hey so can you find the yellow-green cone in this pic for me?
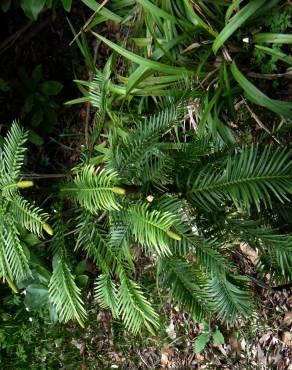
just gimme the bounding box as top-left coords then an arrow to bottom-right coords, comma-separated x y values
17,181 -> 34,188
43,223 -> 54,236
166,230 -> 181,241
111,187 -> 126,195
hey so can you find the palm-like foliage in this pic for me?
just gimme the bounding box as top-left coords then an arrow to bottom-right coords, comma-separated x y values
186,145 -> 292,212
60,84 -> 292,332
49,259 -> 87,327
63,166 -> 125,211
0,122 -> 51,291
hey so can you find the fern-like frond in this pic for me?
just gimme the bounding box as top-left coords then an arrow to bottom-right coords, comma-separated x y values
49,258 -> 87,327
66,166 -> 124,212
10,195 -> 49,237
127,203 -> 180,256
187,145 -> 292,212
3,121 -> 27,181
88,59 -> 112,146
118,273 -> 159,334
111,105 -> 184,184
160,257 -> 211,321
207,274 -> 255,322
94,273 -> 119,318
3,215 -> 30,282
75,210 -> 117,274
230,220 -> 292,282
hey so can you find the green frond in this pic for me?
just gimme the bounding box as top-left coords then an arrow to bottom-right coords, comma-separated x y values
66,166 -> 123,212
10,195 -> 49,237
160,257 -> 211,322
195,240 -> 233,274
49,258 -> 87,327
75,210 -> 116,274
111,105 -> 184,184
88,59 -> 112,146
118,273 -> 159,334
108,213 -> 135,271
207,274 -> 255,322
3,121 -> 27,181
2,215 -> 30,282
187,145 -> 292,212
127,203 -> 180,256
0,203 -> 30,285
94,273 -> 119,318
231,220 -> 292,282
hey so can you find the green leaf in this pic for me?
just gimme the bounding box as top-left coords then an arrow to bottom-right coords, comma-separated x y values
95,274 -> 119,318
49,259 -> 87,326
118,275 -> 159,334
20,0 -> 46,20
28,129 -> 44,146
24,284 -> 49,309
213,328 -> 225,345
76,274 -> 89,287
81,0 -> 122,23
23,233 -> 40,247
40,81 -> 63,96
75,260 -> 87,275
93,33 -> 193,76
231,61 -> 292,119
194,333 -> 209,353
183,0 -> 217,36
1,0 -> 11,12
254,33 -> 292,44
61,0 -> 72,11
255,45 -> 292,66
213,0 -> 266,53
63,166 -> 122,212
0,78 -> 10,92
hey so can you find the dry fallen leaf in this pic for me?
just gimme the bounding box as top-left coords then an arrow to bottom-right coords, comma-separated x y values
240,242 -> 258,265
257,345 -> 265,363
281,312 -> 292,327
282,332 -> 292,348
229,332 -> 242,353
160,346 -> 173,368
166,320 -> 176,340
259,331 -> 272,344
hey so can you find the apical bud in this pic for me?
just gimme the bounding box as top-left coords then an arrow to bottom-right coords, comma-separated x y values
43,223 -> 54,236
17,181 -> 34,188
166,230 -> 181,241
111,187 -> 126,195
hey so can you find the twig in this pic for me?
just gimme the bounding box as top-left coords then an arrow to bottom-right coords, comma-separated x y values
0,20 -> 33,55
20,173 -> 69,179
248,71 -> 292,80
242,97 -> 282,145
69,0 -> 110,46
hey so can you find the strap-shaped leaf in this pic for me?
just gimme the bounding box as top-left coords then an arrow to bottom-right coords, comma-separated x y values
231,61 -> 292,119
213,0 -> 266,53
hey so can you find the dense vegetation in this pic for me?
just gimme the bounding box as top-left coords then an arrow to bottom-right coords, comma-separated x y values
0,0 -> 291,368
